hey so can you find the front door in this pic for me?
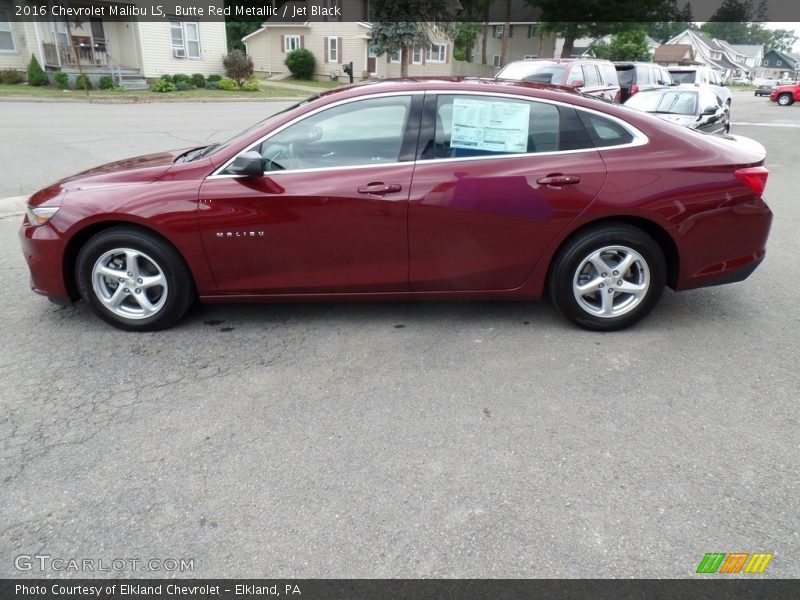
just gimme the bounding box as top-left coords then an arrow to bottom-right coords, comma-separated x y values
367,46 -> 377,75
199,94 -> 422,294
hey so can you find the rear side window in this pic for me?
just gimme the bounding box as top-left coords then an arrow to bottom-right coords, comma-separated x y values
428,94 -> 594,159
577,111 -> 634,148
635,65 -> 652,84
582,65 -> 601,87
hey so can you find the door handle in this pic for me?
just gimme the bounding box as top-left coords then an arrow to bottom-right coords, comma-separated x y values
536,174 -> 582,187
357,182 -> 403,195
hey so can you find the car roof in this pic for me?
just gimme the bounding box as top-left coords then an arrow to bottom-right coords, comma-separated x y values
505,58 -> 611,65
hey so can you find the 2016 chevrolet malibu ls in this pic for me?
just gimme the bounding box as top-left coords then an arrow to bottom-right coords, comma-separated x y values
20,78 -> 772,332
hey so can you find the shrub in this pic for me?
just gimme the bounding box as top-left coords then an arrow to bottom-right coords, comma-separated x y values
27,55 -> 49,86
0,68 -> 24,84
175,81 -> 191,91
159,73 -> 174,83
53,71 -> 69,89
151,79 -> 176,92
222,49 -> 253,85
206,80 -> 219,90
98,75 -> 114,90
284,48 -> 315,80
207,74 -> 222,83
241,78 -> 261,92
190,73 -> 206,88
217,77 -> 239,91
173,73 -> 191,84
75,74 -> 93,90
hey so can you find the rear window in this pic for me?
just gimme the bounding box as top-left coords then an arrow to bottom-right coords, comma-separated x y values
616,65 -> 634,86
670,71 -> 697,84
497,62 -> 567,84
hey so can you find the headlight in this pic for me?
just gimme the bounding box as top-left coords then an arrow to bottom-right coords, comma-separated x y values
26,205 -> 60,226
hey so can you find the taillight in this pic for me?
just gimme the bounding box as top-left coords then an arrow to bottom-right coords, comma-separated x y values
735,166 -> 769,196
630,84 -> 639,96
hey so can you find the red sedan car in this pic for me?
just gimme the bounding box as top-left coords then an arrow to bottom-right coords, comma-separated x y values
20,78 -> 772,331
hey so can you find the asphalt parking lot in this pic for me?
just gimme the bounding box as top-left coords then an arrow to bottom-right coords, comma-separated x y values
1,91 -> 798,578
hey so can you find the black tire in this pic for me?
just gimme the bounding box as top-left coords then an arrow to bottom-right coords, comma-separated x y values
777,93 -> 794,106
548,223 -> 666,331
76,227 -> 195,331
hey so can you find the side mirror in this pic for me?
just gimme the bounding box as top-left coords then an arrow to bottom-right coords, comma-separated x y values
568,79 -> 584,88
227,150 -> 263,177
701,106 -> 717,116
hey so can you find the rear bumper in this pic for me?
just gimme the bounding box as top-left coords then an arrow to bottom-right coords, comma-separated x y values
694,256 -> 764,288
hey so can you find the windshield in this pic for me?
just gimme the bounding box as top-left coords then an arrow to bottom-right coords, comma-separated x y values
202,95 -> 320,158
626,90 -> 698,115
497,62 -> 567,85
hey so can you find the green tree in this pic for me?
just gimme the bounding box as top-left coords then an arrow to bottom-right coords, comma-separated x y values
453,22 -> 484,62
369,1 -> 458,77
27,54 -> 49,86
527,0 -> 687,58
590,28 -> 652,61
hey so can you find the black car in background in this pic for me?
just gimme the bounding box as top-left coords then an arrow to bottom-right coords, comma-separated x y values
614,62 -> 675,102
624,86 -> 730,134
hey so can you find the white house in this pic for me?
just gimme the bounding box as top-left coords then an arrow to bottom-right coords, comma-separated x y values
0,1 -> 227,88
664,29 -> 751,80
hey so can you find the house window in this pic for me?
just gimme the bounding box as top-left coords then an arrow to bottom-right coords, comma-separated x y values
524,54 -> 537,59
412,46 -> 423,64
327,36 -> 338,63
390,49 -> 400,63
285,35 -> 301,52
762,59 -> 769,66
493,25 -> 504,39
711,51 -> 721,60
777,59 -> 782,66
427,43 -> 447,63
493,55 -> 501,68
0,7 -> 15,51
170,21 -> 201,59
527,25 -> 535,38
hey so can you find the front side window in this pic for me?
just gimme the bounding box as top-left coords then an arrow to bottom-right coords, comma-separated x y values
429,94 -> 594,160
0,8 -> 15,51
244,96 -> 413,172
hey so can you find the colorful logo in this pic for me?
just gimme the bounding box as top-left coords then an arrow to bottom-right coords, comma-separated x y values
696,552 -> 773,574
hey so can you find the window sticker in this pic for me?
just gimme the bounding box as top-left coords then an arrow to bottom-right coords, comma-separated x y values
450,98 -> 530,153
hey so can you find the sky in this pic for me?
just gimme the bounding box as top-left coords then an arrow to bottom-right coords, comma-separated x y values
763,22 -> 800,54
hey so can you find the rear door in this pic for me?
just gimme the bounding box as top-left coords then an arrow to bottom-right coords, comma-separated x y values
408,92 -> 607,291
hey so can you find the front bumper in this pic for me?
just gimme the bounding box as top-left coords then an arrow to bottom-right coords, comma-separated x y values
19,220 -> 70,300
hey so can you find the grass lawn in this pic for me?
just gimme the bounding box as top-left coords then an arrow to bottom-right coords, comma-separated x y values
0,84 -> 308,101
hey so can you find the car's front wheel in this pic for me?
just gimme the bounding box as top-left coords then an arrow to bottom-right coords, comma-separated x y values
777,93 -> 794,106
76,227 -> 195,331
549,223 -> 666,331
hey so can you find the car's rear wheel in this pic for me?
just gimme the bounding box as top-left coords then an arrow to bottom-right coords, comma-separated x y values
76,227 -> 194,331
549,223 -> 666,331
777,93 -> 794,106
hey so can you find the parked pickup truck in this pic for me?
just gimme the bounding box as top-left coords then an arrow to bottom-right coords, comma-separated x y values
770,82 -> 800,105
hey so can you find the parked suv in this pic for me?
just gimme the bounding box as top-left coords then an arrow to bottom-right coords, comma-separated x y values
667,66 -> 731,106
497,58 -> 621,102
614,62 -> 675,102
